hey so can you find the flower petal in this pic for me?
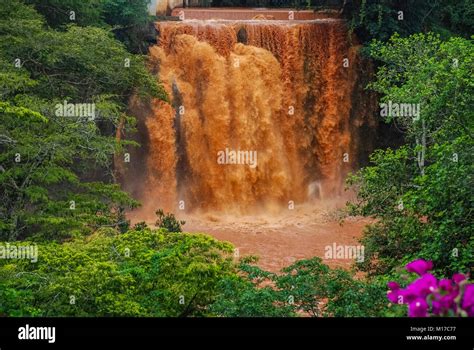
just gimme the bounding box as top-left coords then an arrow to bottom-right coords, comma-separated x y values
406,259 -> 433,276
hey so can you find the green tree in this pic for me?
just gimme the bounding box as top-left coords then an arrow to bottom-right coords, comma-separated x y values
346,0 -> 474,43
24,0 -> 156,52
0,102 -> 140,240
0,228 -> 235,316
155,209 -> 186,233
0,0 -> 166,240
348,33 -> 474,276
211,257 -> 390,317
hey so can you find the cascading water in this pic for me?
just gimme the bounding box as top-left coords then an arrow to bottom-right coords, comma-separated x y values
125,16 -> 377,214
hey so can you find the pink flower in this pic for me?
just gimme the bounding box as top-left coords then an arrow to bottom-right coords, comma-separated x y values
408,298 -> 428,317
404,273 -> 438,300
439,279 -> 453,291
406,259 -> 433,276
387,259 -> 472,317
387,281 -> 403,303
432,291 -> 458,316
387,289 -> 403,303
462,284 -> 474,316
453,273 -> 467,284
388,281 -> 400,290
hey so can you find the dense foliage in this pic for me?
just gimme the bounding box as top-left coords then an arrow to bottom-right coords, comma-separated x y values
0,0 -> 166,240
0,228 -> 235,316
0,238 -> 394,317
211,257 -> 392,317
24,0 -> 155,52
347,0 -> 474,42
347,33 -> 473,277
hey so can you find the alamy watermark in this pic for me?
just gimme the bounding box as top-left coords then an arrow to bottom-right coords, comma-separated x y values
55,100 -> 96,121
0,243 -> 38,263
217,148 -> 257,168
380,100 -> 420,120
380,100 -> 426,174
324,243 -> 364,262
18,324 -> 55,343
